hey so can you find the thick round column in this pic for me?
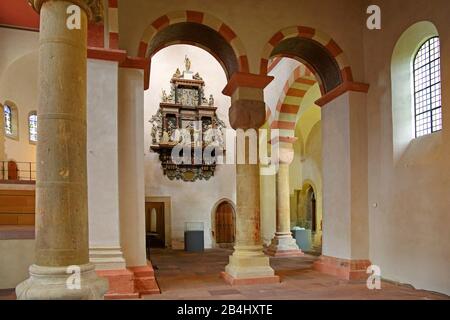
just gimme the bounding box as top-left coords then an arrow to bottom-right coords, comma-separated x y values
266,146 -> 302,257
221,77 -> 279,285
16,0 -> 108,299
36,0 -> 88,267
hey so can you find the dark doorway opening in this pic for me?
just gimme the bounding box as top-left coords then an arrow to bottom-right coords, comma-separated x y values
145,202 -> 165,251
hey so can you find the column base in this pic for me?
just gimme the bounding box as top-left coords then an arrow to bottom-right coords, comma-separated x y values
223,245 -> 280,285
265,234 -> 303,257
313,255 -> 371,280
96,269 -> 139,299
128,263 -> 160,297
16,263 -> 109,300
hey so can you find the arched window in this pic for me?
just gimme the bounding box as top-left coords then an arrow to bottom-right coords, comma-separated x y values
4,104 -> 12,135
2,101 -> 19,139
413,37 -> 442,137
29,111 -> 37,143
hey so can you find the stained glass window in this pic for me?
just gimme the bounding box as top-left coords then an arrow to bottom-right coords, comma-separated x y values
413,37 -> 442,137
4,104 -> 12,135
29,112 -> 37,142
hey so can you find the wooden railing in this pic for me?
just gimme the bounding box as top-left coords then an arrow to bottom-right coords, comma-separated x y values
0,161 -> 36,183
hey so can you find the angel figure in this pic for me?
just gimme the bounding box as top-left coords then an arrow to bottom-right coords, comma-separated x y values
173,68 -> 182,78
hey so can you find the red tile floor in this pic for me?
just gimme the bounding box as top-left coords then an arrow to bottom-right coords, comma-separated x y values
1,248 -> 448,300
142,248 -> 449,300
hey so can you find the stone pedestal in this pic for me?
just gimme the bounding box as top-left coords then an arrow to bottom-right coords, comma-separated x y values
221,74 -> 279,285
266,152 -> 302,257
16,0 -> 108,299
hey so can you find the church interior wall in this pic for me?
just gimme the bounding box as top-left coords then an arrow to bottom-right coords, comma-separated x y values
0,47 -> 38,164
363,0 -> 450,294
0,0 -> 449,296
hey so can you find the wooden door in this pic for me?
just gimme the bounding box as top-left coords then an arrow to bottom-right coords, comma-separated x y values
215,202 -> 234,244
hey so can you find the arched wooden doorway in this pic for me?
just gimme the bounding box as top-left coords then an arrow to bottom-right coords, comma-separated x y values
213,200 -> 235,248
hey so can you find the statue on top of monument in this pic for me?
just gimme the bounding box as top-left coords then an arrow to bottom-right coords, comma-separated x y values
185,55 -> 191,72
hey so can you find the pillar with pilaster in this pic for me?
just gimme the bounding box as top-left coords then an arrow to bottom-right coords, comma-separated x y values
266,140 -> 303,257
220,73 -> 280,285
313,84 -> 371,280
16,0 -> 108,299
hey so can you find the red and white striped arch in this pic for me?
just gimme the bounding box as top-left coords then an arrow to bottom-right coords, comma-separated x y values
260,26 -> 353,91
270,64 -> 317,142
136,10 -> 249,73
107,0 -> 119,49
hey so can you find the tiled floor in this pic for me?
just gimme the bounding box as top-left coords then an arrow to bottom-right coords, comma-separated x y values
1,248 -> 448,300
142,248 -> 449,300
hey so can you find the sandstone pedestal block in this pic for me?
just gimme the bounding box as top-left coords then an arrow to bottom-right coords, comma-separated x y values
313,256 -> 372,280
222,245 -> 279,285
266,233 -> 303,257
16,264 -> 108,300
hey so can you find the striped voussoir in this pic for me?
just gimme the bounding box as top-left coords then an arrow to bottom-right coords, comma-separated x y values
270,64 -> 316,143
107,0 -> 119,49
137,11 -> 249,73
260,26 -> 353,84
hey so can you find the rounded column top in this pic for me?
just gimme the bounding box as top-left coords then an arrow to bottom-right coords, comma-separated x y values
28,0 -> 103,22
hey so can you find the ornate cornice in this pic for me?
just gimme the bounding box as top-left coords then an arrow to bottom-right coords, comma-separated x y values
28,0 -> 103,22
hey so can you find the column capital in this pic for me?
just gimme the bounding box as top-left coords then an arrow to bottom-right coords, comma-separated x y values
229,99 -> 266,130
270,137 -> 296,165
28,0 -> 104,22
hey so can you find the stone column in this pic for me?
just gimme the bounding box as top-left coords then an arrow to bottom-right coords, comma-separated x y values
266,144 -> 302,257
221,73 -> 279,285
16,0 -> 108,299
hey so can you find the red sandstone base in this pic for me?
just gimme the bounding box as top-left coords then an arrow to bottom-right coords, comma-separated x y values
220,272 -> 280,286
265,248 -> 304,257
96,269 -> 139,300
313,255 -> 371,280
96,262 -> 160,299
128,264 -> 161,296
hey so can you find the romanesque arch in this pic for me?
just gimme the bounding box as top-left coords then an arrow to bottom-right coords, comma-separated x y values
260,26 -> 353,94
137,11 -> 249,78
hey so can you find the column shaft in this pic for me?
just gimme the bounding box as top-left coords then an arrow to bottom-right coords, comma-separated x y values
36,0 -> 89,267
235,158 -> 261,247
276,163 -> 291,234
16,0 -> 108,299
266,147 -> 302,257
